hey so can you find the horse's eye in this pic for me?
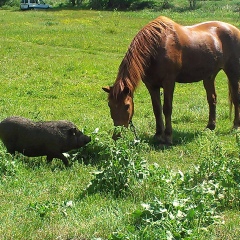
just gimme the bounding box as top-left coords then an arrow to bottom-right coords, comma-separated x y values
125,104 -> 130,110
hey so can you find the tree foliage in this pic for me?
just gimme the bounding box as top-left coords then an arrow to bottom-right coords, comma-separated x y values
87,0 -> 137,10
189,0 -> 197,9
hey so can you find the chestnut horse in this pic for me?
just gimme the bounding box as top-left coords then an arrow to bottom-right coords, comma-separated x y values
103,16 -> 240,144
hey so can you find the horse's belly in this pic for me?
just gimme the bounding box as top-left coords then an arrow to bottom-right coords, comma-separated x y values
176,76 -> 202,83
177,62 -> 221,83
176,70 -> 211,83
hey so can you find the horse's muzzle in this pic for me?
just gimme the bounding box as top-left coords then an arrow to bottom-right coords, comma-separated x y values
112,132 -> 121,141
112,124 -> 128,140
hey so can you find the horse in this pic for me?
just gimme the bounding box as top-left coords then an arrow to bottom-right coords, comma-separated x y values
102,16 -> 240,144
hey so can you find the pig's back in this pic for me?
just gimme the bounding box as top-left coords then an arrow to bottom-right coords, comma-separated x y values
0,116 -> 57,155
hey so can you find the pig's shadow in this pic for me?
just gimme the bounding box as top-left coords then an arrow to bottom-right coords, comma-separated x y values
11,145 -> 103,170
14,153 -> 68,170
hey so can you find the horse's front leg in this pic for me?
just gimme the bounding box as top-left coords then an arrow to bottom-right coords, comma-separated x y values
147,86 -> 165,143
231,79 -> 240,129
163,81 -> 175,145
203,77 -> 217,130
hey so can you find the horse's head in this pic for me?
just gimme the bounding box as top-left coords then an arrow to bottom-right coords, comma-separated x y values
102,86 -> 134,140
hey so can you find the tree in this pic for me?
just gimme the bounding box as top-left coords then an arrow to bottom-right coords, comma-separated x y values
87,0 -> 136,10
69,0 -> 82,6
189,0 -> 197,9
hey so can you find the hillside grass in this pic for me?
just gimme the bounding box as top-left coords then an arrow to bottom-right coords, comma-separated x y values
0,4 -> 240,239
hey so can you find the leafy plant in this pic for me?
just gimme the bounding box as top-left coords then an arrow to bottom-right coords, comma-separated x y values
111,131 -> 240,238
236,130 -> 240,156
129,171 -> 222,238
0,149 -> 17,179
85,128 -> 150,197
27,200 -> 58,219
27,200 -> 74,219
188,130 -> 240,208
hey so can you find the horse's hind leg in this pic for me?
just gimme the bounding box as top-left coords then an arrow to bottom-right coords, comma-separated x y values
203,75 -> 217,130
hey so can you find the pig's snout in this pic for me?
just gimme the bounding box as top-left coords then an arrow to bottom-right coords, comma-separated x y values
85,135 -> 91,144
77,134 -> 91,147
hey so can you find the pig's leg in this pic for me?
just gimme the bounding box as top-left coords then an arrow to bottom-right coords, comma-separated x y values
6,147 -> 16,158
53,153 -> 69,166
46,155 -> 53,163
46,154 -> 69,166
7,148 -> 15,155
4,143 -> 15,155
59,154 -> 69,166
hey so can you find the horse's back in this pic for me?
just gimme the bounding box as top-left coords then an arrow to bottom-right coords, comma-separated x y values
173,20 -> 240,82
187,21 -> 240,55
202,21 -> 240,75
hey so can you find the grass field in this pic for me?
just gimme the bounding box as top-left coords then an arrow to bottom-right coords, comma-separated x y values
0,3 -> 240,239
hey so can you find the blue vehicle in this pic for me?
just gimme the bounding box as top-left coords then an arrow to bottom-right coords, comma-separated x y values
20,0 -> 52,10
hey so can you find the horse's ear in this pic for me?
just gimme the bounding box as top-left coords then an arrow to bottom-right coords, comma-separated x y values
102,86 -> 111,93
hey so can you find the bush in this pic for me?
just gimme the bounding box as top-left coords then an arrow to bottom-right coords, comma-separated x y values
0,0 -> 19,7
87,0 -> 106,9
129,1 -> 155,10
87,0 -> 138,10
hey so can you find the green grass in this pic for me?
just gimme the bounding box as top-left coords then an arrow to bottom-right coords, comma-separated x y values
0,3 -> 240,239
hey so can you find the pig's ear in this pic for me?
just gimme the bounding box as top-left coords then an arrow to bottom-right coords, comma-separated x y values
69,127 -> 77,136
102,86 -> 111,93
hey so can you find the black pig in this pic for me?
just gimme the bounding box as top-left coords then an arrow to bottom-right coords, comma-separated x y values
0,116 -> 91,166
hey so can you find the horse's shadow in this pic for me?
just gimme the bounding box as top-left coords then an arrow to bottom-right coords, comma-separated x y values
138,129 -> 200,150
72,128 -> 200,165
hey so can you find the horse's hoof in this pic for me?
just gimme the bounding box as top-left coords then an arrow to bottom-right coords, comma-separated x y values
153,134 -> 165,143
206,123 -> 216,130
233,125 -> 240,130
154,134 -> 173,145
165,136 -> 173,145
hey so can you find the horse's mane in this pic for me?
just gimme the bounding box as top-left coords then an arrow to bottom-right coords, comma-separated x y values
111,16 -> 175,99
